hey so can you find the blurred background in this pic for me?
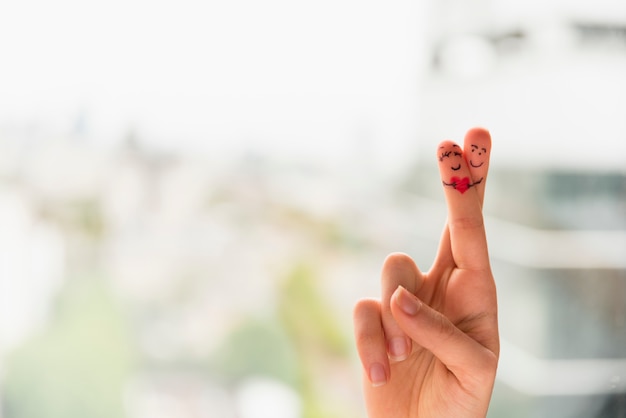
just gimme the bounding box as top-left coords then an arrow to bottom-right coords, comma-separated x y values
1,0 -> 625,417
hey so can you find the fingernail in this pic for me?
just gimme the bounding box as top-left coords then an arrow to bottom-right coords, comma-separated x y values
388,337 -> 408,362
394,286 -> 421,316
369,363 -> 387,387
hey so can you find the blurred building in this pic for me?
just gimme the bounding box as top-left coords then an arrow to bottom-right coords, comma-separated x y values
1,1 -> 625,417
415,1 -> 626,415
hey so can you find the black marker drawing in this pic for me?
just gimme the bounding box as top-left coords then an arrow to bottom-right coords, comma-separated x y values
442,176 -> 483,194
469,144 -> 488,168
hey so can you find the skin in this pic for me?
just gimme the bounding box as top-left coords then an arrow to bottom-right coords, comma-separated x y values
440,140 -> 487,193
468,141 -> 489,169
353,127 -> 498,418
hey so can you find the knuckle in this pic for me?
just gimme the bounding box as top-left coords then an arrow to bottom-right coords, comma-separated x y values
434,314 -> 456,342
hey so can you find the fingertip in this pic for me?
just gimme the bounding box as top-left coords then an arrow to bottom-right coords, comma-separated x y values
380,256 -> 420,363
382,253 -> 420,279
383,252 -> 414,266
464,127 -> 492,156
465,127 -> 491,142
436,140 -> 462,161
391,285 -> 422,317
369,362 -> 388,387
388,336 -> 411,362
380,252 -> 422,302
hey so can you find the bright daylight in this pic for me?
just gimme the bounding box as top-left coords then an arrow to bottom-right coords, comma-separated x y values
1,0 -> 625,417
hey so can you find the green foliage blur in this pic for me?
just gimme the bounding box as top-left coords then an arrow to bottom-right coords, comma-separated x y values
3,278 -> 134,418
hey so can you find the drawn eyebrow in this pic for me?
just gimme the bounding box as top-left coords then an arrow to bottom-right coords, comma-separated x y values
471,144 -> 488,154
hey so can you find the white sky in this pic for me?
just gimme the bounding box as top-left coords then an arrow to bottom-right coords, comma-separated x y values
0,0 -> 424,169
1,0 -> 625,171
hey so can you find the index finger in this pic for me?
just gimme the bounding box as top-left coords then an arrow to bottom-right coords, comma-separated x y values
437,139 -> 489,270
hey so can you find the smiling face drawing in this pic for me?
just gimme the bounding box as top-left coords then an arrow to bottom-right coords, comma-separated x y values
438,143 -> 463,170
469,143 -> 488,168
439,142 -> 482,194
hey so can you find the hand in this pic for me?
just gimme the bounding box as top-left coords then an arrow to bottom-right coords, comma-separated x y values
353,128 -> 499,418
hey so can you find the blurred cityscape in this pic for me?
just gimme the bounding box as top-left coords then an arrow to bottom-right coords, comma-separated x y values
1,1 -> 626,417
0,133 -> 380,417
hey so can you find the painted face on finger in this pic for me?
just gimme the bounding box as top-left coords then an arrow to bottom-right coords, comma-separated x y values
439,143 -> 481,194
469,143 -> 488,168
438,143 -> 463,171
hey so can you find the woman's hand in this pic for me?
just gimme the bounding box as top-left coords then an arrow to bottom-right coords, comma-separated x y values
353,127 -> 499,418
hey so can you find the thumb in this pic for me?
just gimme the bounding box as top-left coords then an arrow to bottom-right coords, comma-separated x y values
390,286 -> 497,384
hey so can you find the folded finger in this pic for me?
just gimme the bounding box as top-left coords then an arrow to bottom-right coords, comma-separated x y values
390,286 -> 498,385
353,298 -> 389,387
380,253 -> 422,362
